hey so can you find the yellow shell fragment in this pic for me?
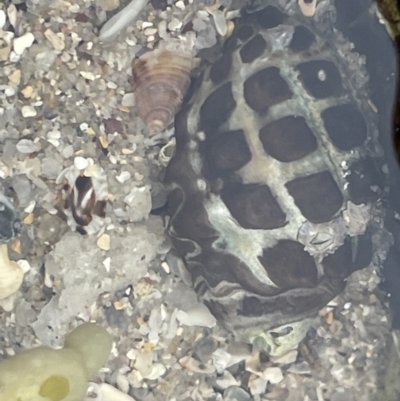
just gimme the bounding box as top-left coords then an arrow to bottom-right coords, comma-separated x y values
0,244 -> 24,300
298,0 -> 317,17
97,233 -> 111,250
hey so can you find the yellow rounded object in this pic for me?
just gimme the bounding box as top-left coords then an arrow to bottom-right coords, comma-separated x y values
0,324 -> 113,401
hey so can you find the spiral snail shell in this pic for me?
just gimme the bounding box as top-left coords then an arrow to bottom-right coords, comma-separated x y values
132,38 -> 194,135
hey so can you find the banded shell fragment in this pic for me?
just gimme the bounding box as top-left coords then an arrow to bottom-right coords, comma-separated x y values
56,160 -> 108,235
132,38 -> 194,135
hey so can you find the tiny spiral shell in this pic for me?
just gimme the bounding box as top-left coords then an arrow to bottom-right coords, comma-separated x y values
132,38 -> 194,135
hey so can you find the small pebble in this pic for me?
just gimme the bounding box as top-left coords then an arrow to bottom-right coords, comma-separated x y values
13,33 -> 35,55
8,69 -> 21,85
21,86 -> 34,98
21,105 -> 36,118
44,29 -> 65,51
121,93 -> 135,107
97,233 -> 111,251
16,139 -> 39,154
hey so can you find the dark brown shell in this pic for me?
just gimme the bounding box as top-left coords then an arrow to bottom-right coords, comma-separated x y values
164,0 -> 394,355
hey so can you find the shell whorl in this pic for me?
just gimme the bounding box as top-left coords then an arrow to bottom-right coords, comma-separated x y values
132,39 -> 193,134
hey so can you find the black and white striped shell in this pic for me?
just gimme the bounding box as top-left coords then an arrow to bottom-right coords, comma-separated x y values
165,0 -> 394,355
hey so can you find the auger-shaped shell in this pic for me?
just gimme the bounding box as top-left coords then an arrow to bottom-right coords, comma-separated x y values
132,38 -> 194,135
0,244 -> 24,300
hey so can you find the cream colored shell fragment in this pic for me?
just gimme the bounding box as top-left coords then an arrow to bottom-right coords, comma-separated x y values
0,244 -> 24,300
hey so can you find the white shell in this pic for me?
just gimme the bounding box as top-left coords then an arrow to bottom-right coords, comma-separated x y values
0,244 -> 24,300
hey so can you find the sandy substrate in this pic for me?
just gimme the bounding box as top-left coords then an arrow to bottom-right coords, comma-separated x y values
0,1 -> 394,400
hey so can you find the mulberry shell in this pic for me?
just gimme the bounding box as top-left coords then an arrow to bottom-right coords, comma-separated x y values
132,38 -> 194,134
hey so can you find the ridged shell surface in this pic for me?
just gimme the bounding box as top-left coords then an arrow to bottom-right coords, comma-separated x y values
132,39 -> 193,134
165,0 -> 392,355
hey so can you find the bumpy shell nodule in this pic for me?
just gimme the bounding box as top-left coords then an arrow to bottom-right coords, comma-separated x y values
132,38 -> 194,135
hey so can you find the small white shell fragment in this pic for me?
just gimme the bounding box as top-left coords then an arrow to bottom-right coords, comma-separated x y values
7,4 -> 17,29
176,305 -> 216,328
263,367 -> 283,384
21,105 -> 37,118
102,257 -> 111,272
161,261 -> 170,274
16,139 -> 40,154
0,244 -> 25,300
0,10 -> 6,30
298,0 -> 317,17
97,233 -> 111,251
44,29 -> 65,51
89,382 -> 136,401
74,156 -> 89,170
99,0 -> 148,42
13,32 -> 35,55
24,200 -> 36,213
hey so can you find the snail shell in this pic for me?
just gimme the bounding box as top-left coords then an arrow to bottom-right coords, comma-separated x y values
132,38 -> 194,135
56,160 -> 108,235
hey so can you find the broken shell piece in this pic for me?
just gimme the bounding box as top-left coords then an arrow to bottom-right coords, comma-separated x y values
159,137 -> 176,166
0,244 -> 24,300
56,162 -> 108,235
176,305 -> 217,328
132,37 -> 194,135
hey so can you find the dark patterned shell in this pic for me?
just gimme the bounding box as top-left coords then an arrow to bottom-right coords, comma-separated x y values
165,0 -> 392,355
